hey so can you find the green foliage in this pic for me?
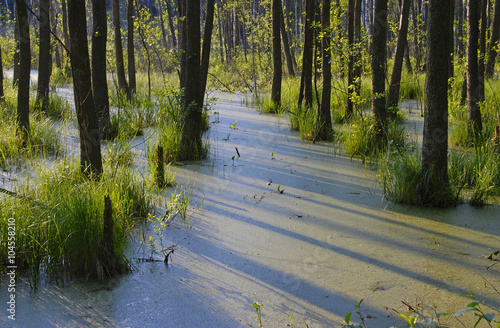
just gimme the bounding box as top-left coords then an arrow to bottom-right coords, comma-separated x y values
253,302 -> 264,328
0,157 -> 156,285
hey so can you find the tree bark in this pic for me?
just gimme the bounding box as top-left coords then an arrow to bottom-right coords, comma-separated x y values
15,0 -> 30,139
36,0 -> 51,112
68,0 -> 103,177
345,0 -> 356,119
318,0 -> 332,141
200,0 -> 215,105
271,0 -> 282,107
421,0 -> 453,207
180,0 -> 203,160
486,0 -> 500,77
92,0 -> 110,138
386,0 -> 411,113
127,0 -> 136,95
112,0 -> 129,96
372,0 -> 387,142
467,0 -> 483,140
178,0 -> 187,89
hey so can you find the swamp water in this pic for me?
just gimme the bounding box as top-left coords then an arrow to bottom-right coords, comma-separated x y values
1,92 -> 499,327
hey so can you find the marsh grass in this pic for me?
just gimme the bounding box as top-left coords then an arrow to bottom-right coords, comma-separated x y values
0,157 -> 156,285
0,111 -> 62,170
344,116 -> 407,164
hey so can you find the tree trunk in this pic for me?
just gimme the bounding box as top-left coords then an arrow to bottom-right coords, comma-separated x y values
298,0 -> 314,109
318,0 -> 332,141
68,0 -> 103,177
127,0 -> 136,95
157,0 -> 168,48
112,0 -> 129,96
271,0 -> 282,107
467,0 -> 483,140
15,0 -> 30,139
92,0 -> 110,138
421,0 -> 453,207
180,0 -> 203,160
280,5 -> 295,77
485,0 -> 500,77
386,0 -> 411,114
36,0 -> 51,112
478,0 -> 487,102
200,0 -> 215,105
178,0 -> 187,89
372,0 -> 387,142
165,0 -> 177,49
411,0 -> 423,70
0,43 -> 4,100
346,0 -> 355,119
13,16 -> 19,87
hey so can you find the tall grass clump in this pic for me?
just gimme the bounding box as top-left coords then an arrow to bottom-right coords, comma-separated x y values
449,140 -> 500,206
344,116 -> 407,164
0,157 -> 156,285
0,110 -> 63,170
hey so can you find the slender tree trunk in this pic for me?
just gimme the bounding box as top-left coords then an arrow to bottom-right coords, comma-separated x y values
61,0 -> 69,47
180,0 -> 202,160
280,5 -> 295,77
13,17 -> 19,87
386,0 -> 411,114
271,0 -> 282,107
157,0 -> 168,48
486,0 -> 500,77
372,0 -> 387,143
178,0 -> 187,89
68,0 -> 103,177
217,2 -> 224,64
200,0 -> 215,104
15,0 -> 30,139
92,0 -> 110,137
127,0 -> 136,95
318,0 -> 332,141
478,0 -> 487,103
113,0 -> 129,96
457,0 -> 465,58
346,0 -> 355,119
404,41 -> 413,73
411,0 -> 423,70
421,0 -> 453,207
36,0 -> 51,112
467,0 -> 483,140
0,43 -> 3,100
165,0 -> 178,49
353,0 -> 362,95
298,0 -> 314,109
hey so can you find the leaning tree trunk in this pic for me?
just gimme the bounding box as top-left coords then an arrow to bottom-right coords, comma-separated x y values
15,0 -> 30,140
127,0 -> 136,95
486,0 -> 500,78
165,0 -> 177,50
36,0 -> 51,112
372,0 -> 388,144
157,0 -> 169,48
318,0 -> 332,141
386,0 -> 410,114
271,0 -> 282,107
92,0 -> 110,137
467,0 -> 483,141
68,0 -> 103,177
421,0 -> 453,207
112,0 -> 129,96
179,0 -> 203,160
